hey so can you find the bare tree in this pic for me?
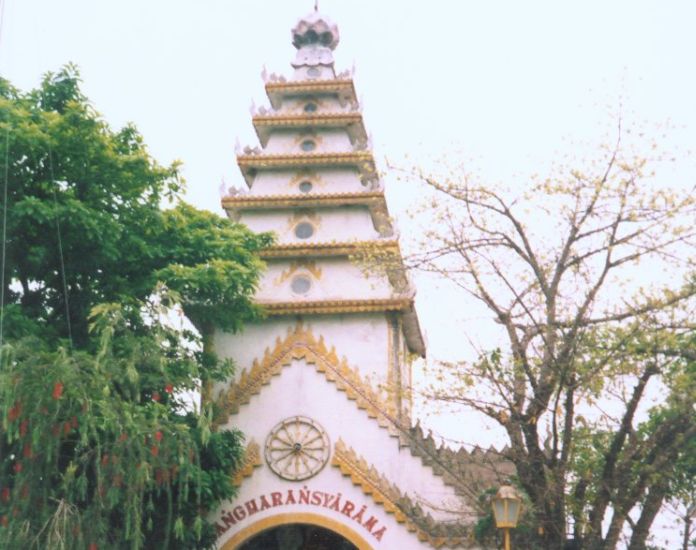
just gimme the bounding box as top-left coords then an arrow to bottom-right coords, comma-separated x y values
403,124 -> 696,549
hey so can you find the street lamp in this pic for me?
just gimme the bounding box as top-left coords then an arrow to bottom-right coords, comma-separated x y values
491,485 -> 522,550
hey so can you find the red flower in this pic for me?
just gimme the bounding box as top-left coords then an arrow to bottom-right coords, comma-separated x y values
118,433 -> 128,442
70,416 -> 78,428
52,382 -> 64,400
164,383 -> 173,394
8,402 -> 21,422
1,488 -> 10,502
63,422 -> 72,435
0,515 -> 7,527
150,445 -> 159,457
13,462 -> 22,474
88,543 -> 98,550
22,444 -> 32,459
154,431 -> 163,442
101,454 -> 109,466
152,391 -> 161,402
19,419 -> 28,438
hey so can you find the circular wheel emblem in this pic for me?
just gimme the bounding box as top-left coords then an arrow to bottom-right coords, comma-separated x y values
264,416 -> 330,481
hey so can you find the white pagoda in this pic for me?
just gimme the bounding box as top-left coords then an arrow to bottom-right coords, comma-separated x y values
210,10 -> 511,549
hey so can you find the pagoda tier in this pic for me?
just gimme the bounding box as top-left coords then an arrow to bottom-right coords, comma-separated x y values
222,190 -> 393,236
252,111 -> 367,147
263,78 -> 358,109
236,151 -> 377,187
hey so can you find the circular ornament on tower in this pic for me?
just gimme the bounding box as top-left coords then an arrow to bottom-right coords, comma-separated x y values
265,416 -> 331,481
300,139 -> 317,152
294,222 -> 314,239
290,275 -> 312,295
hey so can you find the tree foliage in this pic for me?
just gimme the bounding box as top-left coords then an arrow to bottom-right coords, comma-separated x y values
0,66 -> 272,548
406,125 -> 696,549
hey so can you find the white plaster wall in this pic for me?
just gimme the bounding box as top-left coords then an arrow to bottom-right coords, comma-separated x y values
238,206 -> 380,242
256,258 -> 392,302
276,95 -> 346,114
248,168 -> 364,195
213,314 -> 390,386
263,129 -> 351,155
217,360 -> 469,523
293,65 -> 334,81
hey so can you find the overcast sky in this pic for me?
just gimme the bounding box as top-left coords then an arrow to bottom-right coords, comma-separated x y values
3,1 -> 694,542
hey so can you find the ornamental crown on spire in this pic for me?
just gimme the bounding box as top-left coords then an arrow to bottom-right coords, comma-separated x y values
291,11 -> 340,50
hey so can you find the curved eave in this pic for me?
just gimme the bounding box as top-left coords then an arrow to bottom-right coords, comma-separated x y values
258,297 -> 412,315
252,113 -> 367,147
222,190 -> 383,210
237,152 -> 376,187
257,239 -> 401,259
265,79 -> 357,109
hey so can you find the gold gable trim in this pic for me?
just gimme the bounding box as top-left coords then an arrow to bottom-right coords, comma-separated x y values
231,440 -> 263,486
332,439 -> 475,549
213,323 -> 400,433
213,328 -> 512,509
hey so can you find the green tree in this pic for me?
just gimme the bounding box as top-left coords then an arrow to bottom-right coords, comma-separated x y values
0,66 -> 272,548
402,125 -> 696,549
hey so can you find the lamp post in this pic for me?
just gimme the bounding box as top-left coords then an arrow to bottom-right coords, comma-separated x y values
491,485 -> 522,550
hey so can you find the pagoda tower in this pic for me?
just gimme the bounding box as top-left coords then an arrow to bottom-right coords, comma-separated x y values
211,10 -> 511,550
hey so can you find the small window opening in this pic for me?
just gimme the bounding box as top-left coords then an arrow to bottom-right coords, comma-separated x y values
294,222 -> 314,239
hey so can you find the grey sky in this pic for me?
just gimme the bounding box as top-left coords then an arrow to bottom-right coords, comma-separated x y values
3,2 -> 695,541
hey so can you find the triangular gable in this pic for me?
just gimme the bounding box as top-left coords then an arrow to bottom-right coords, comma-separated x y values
213,323 -> 514,510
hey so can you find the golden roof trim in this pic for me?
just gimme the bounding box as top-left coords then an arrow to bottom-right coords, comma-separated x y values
231,440 -> 263,486
259,239 -> 400,259
213,323 -> 400,433
265,78 -> 355,93
258,298 -> 413,316
252,113 -> 363,126
405,422 -> 515,503
237,151 -> 374,168
332,439 -> 474,548
222,191 -> 384,210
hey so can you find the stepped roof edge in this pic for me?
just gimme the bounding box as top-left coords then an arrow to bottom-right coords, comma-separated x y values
264,78 -> 358,109
236,151 -> 377,188
252,112 -> 367,147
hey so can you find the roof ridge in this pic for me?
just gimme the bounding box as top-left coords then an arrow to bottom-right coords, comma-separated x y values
332,439 -> 477,548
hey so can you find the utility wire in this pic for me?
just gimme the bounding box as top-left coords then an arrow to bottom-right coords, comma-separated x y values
0,0 -> 7,53
48,144 -> 73,348
0,127 -> 8,350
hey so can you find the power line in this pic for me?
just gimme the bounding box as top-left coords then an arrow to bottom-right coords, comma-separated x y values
0,127 -> 8,350
48,144 -> 73,348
